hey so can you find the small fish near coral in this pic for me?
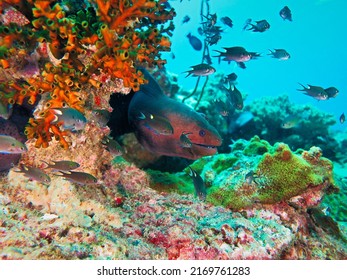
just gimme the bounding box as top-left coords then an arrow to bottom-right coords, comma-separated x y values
0,135 -> 27,154
56,171 -> 98,185
41,160 -> 80,172
101,136 -> 123,157
14,164 -> 51,185
51,108 -> 87,131
188,166 -> 207,201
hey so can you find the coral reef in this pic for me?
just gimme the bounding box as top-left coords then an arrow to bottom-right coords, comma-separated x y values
1,134 -> 346,259
230,95 -> 338,159
0,0 -> 175,148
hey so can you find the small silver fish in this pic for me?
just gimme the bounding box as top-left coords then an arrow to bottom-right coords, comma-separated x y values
14,164 -> 51,184
188,166 -> 206,201
0,135 -> 27,154
281,115 -> 301,129
42,160 -> 80,171
57,171 -> 98,185
51,108 -> 87,131
268,49 -> 290,60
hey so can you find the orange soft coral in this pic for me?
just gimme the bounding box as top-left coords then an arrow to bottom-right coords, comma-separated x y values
1,0 -> 175,149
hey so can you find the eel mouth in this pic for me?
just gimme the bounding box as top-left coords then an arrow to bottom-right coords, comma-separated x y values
194,143 -> 218,149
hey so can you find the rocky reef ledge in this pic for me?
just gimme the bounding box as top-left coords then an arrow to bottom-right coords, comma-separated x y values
1,136 -> 346,259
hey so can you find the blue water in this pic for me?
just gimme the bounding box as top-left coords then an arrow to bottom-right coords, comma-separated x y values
163,0 -> 347,129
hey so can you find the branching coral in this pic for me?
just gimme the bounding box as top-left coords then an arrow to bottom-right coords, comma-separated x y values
0,0 -> 175,148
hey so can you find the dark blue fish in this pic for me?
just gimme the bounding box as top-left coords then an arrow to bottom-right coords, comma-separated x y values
187,33 -> 203,51
188,166 -> 206,201
220,16 -> 233,28
340,113 -> 345,124
247,19 -> 270,32
324,87 -> 339,98
224,73 -> 238,85
206,33 -> 221,46
225,85 -> 243,110
280,6 -> 292,21
182,15 -> 190,24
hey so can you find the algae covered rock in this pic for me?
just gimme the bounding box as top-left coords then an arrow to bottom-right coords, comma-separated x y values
201,138 -> 336,210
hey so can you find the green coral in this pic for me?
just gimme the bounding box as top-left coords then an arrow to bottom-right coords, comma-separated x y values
206,140 -> 335,210
243,136 -> 272,156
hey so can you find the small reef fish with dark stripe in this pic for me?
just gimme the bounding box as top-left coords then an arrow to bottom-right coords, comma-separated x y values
188,167 -> 207,201
0,135 -> 27,154
127,69 -> 222,160
57,171 -> 98,185
42,160 -> 80,171
14,164 -> 51,184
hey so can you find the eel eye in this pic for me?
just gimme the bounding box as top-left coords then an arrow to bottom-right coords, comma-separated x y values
199,130 -> 206,137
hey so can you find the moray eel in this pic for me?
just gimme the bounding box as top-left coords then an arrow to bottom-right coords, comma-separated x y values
127,70 -> 222,160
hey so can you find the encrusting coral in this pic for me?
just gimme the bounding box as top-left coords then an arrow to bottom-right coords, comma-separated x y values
0,0 -> 175,148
